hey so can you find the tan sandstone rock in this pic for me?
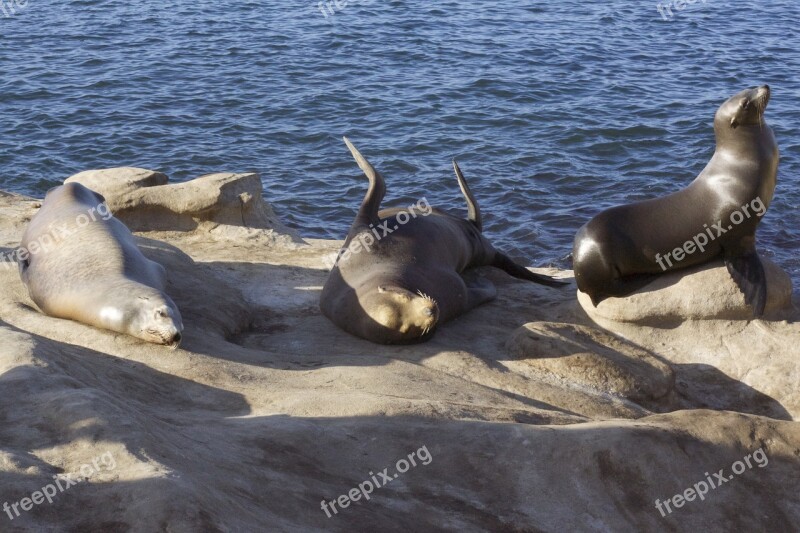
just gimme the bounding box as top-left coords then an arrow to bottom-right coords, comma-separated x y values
65,168 -> 298,238
577,258 -> 794,324
65,167 -> 168,197
506,321 -> 675,402
1,184 -> 798,531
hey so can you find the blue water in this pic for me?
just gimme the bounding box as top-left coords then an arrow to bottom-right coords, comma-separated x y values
1,0 -> 798,284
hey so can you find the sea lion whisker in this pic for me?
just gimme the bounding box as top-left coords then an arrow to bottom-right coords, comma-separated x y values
416,289 -> 436,306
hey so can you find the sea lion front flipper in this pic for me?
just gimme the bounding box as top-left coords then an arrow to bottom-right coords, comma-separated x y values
493,252 -> 569,288
17,249 -> 30,278
725,251 -> 767,317
462,273 -> 497,310
343,137 -> 387,229
452,160 -> 482,231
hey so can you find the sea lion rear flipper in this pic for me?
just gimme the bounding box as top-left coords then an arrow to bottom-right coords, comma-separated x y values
452,160 -> 482,231
725,252 -> 767,317
493,252 -> 569,288
343,137 -> 386,228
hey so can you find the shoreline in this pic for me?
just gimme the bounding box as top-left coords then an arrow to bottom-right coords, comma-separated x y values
0,182 -> 798,529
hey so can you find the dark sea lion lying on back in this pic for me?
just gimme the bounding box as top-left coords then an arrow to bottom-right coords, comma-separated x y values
573,85 -> 778,316
320,137 -> 566,344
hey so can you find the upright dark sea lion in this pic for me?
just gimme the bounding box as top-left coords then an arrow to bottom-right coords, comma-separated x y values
573,85 -> 778,316
320,137 -> 565,344
18,183 -> 184,346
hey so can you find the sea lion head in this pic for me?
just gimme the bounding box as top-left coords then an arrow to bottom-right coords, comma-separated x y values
103,287 -> 184,348
716,85 -> 770,132
362,286 -> 439,344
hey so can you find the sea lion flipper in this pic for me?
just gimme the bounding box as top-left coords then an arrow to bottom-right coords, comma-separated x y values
725,252 -> 767,316
493,252 -> 569,287
463,274 -> 498,309
17,249 -> 30,278
343,137 -> 386,228
452,160 -> 482,231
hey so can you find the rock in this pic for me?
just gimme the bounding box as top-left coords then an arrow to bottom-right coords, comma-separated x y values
65,168 -> 298,237
506,321 -> 675,402
65,167 -> 169,198
577,258 -> 794,323
1,185 -> 799,531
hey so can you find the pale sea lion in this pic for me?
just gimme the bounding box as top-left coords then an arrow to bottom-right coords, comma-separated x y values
18,183 -> 184,346
573,85 -> 778,316
320,137 -> 566,345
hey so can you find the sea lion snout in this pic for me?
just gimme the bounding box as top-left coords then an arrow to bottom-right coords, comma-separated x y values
414,291 -> 439,331
169,331 -> 183,348
157,323 -> 183,348
718,85 -> 773,130
164,312 -> 184,347
755,84 -> 770,109
138,300 -> 184,347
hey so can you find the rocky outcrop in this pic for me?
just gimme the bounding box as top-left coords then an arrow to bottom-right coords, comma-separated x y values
65,167 -> 168,196
506,321 -> 675,403
65,168 -> 299,239
0,182 -> 798,531
577,258 -> 794,323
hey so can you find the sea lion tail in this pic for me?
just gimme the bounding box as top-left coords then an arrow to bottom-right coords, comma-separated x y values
343,137 -> 386,227
452,160 -> 482,231
493,252 -> 568,288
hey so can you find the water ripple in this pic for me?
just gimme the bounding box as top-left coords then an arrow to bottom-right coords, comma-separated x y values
0,0 -> 798,285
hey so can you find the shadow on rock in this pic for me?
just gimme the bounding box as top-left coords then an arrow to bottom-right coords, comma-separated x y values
505,319 -> 792,421
3,408 -> 799,531
0,318 -> 250,530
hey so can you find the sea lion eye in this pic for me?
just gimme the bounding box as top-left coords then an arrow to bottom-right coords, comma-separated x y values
740,99 -> 749,109
156,309 -> 168,318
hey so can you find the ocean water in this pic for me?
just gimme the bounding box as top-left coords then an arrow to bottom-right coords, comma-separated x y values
1,0 -> 798,284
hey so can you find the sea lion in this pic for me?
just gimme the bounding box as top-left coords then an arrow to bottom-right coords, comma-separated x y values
573,85 -> 778,316
320,137 -> 566,344
18,182 -> 184,346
